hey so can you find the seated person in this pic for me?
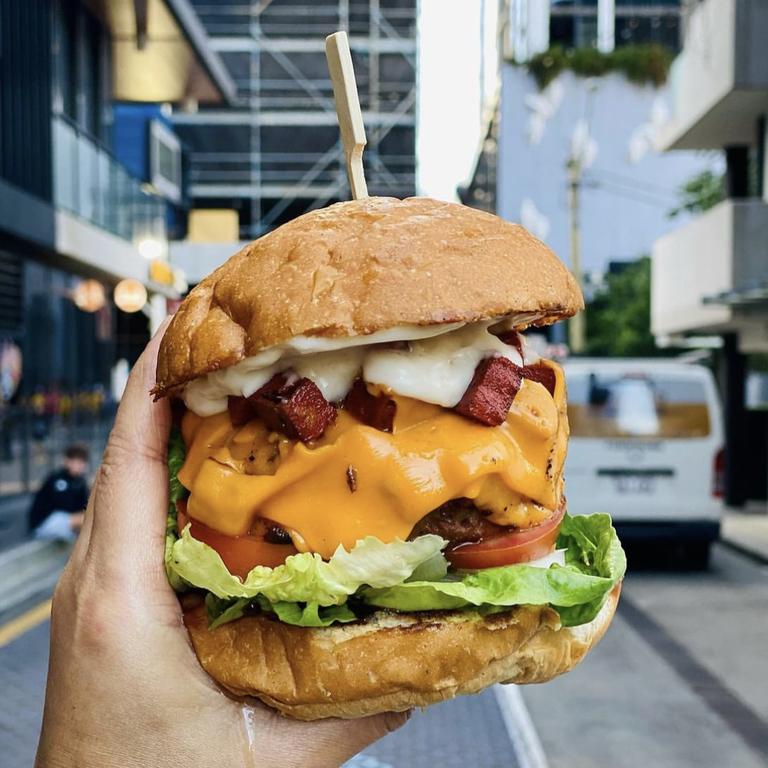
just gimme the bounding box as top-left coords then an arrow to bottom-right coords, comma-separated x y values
29,444 -> 90,542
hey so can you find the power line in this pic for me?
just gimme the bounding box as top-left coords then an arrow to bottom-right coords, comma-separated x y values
583,176 -> 676,209
587,166 -> 680,196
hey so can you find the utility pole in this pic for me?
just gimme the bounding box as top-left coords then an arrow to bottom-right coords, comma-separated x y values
567,156 -> 586,355
567,156 -> 585,354
567,79 -> 598,354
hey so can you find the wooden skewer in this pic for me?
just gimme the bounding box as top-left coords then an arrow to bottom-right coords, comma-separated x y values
325,31 -> 368,199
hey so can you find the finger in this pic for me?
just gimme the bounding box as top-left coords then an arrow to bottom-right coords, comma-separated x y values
253,708 -> 410,768
87,320 -> 172,578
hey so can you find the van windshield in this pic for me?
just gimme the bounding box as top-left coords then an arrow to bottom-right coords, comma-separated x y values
567,372 -> 711,439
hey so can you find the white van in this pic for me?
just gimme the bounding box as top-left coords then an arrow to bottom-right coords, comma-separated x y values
563,359 -> 724,567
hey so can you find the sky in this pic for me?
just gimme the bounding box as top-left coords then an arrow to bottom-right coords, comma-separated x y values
417,0 -> 497,201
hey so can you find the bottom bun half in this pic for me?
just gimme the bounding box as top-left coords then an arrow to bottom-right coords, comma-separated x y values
182,584 -> 620,720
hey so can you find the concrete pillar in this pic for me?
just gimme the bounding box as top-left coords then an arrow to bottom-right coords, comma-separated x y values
720,333 -> 747,507
725,145 -> 750,198
511,0 -> 529,63
758,115 -> 767,202
597,0 -> 615,53
528,0 -> 550,56
147,293 -> 168,337
508,0 -> 550,62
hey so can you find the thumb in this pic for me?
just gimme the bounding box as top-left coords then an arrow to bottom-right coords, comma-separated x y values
86,321 -> 171,583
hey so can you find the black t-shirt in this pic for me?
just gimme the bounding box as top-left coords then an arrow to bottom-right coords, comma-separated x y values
28,469 -> 89,531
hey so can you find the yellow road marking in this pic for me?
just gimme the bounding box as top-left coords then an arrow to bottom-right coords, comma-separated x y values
0,599 -> 52,649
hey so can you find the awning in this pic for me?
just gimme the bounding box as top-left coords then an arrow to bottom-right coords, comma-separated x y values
85,0 -> 237,105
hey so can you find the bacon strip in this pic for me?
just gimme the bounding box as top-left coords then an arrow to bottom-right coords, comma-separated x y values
275,378 -> 337,442
520,364 -> 556,396
454,357 -> 522,426
227,373 -> 336,442
454,358 -> 557,427
496,330 -> 557,395
497,330 -> 524,359
227,395 -> 255,427
227,374 -> 293,428
344,379 -> 396,432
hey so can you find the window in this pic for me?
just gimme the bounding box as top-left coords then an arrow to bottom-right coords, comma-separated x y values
549,0 -> 681,51
568,372 -> 711,438
52,0 -> 109,138
616,13 -> 680,49
550,0 -> 598,48
149,121 -> 183,204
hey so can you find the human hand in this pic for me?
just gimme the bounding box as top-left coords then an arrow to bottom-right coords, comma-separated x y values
35,325 -> 407,768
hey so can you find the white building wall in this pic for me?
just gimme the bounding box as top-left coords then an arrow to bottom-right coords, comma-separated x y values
497,66 -> 720,274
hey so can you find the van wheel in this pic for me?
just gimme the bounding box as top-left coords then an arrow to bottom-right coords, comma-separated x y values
684,541 -> 711,570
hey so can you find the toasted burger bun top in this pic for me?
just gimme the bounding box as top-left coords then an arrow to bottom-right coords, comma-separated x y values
155,196 -> 582,396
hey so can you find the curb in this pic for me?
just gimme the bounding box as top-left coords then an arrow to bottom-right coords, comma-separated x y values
494,684 -> 549,768
718,537 -> 768,567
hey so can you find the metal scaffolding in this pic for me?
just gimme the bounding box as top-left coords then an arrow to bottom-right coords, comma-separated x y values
175,1 -> 418,237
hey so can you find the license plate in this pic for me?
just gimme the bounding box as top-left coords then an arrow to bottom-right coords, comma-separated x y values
613,475 -> 656,494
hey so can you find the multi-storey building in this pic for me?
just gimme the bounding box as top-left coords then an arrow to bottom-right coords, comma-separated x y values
171,0 -> 417,283
651,0 -> 768,508
466,0 -> 713,285
0,0 -> 232,523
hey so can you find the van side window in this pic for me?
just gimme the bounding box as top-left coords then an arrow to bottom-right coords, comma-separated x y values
568,373 -> 711,439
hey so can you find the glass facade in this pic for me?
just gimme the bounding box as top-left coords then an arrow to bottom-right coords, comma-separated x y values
615,13 -> 680,48
0,0 -> 165,515
52,115 -> 166,241
550,0 -> 681,51
50,0 -> 167,242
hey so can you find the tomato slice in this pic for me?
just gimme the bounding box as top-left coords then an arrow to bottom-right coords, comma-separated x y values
446,506 -> 565,570
177,500 -> 297,577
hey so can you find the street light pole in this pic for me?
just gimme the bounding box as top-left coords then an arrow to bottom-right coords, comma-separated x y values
568,156 -> 586,354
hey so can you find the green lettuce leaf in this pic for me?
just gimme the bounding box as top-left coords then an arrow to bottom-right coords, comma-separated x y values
168,427 -> 187,505
164,428 -> 188,591
205,594 -> 251,629
266,600 -> 357,627
554,512 -> 626,625
168,525 -> 447,606
205,594 -> 358,629
361,513 -> 625,627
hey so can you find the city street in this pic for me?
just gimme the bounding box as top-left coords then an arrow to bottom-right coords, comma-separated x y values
0,0 -> 766,766
2,543 -> 766,768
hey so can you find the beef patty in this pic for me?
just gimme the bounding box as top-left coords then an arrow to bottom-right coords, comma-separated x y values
409,499 -> 511,547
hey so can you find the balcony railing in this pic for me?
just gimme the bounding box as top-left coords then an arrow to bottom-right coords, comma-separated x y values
52,114 -> 165,242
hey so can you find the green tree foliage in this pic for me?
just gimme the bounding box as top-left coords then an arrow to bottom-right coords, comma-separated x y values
584,257 -> 662,357
524,44 -> 673,90
668,170 -> 725,218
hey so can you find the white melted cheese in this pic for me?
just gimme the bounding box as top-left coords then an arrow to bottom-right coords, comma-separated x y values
364,322 -> 526,407
183,318 -> 539,416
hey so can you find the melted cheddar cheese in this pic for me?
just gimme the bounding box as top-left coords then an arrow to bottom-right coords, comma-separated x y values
177,361 -> 569,559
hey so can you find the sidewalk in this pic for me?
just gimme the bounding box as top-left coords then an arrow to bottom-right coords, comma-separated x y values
0,493 -> 32,553
721,506 -> 768,563
0,539 -> 72,624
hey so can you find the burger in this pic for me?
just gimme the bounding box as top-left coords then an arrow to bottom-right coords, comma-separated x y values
155,196 -> 625,720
